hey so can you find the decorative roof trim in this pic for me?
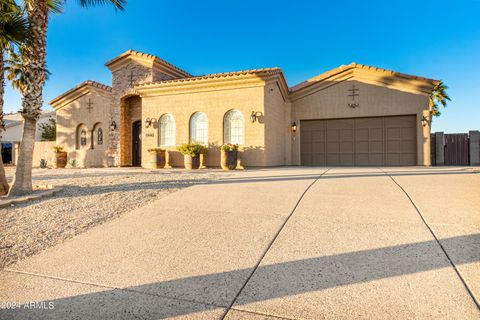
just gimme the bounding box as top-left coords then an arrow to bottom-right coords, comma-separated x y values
105,50 -> 192,78
290,62 -> 439,93
136,67 -> 282,88
289,63 -> 440,100
49,80 -> 112,110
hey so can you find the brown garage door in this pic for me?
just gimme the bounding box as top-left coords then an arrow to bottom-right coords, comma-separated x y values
301,116 -> 417,166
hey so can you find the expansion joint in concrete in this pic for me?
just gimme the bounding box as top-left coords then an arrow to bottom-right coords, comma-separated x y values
220,168 -> 331,319
380,168 -> 480,311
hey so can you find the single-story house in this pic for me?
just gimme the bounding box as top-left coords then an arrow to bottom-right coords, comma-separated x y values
49,50 -> 437,168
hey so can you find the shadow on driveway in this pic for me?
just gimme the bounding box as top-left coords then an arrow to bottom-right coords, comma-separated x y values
3,233 -> 479,319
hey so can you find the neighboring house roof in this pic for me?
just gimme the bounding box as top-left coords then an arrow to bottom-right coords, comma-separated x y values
49,80 -> 113,110
3,111 -> 55,129
290,62 -> 439,95
105,49 -> 192,78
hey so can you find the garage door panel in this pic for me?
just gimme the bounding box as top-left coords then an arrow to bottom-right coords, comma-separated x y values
300,116 -> 416,166
386,127 -> 401,139
340,130 -> 354,140
312,154 -> 326,166
340,142 -> 353,153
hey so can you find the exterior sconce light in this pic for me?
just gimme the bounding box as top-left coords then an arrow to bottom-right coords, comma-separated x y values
250,111 -> 262,123
291,121 -> 297,133
110,120 -> 117,131
145,117 -> 153,128
421,116 -> 429,127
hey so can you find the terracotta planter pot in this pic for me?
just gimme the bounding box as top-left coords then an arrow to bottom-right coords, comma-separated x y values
54,151 -> 67,169
184,155 -> 200,170
145,150 -> 166,169
221,150 -> 237,170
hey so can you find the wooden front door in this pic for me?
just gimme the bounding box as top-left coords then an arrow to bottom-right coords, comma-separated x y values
132,120 -> 142,166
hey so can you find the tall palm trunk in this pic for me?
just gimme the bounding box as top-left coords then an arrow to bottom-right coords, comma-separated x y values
0,52 -> 10,195
8,0 -> 48,197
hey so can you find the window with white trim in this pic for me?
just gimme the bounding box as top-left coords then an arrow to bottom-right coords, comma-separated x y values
159,114 -> 176,146
190,112 -> 208,145
224,109 -> 244,144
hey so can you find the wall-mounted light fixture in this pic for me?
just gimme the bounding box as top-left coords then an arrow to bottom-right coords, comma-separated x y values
145,117 -> 153,128
421,116 -> 430,127
291,121 -> 297,133
110,120 -> 117,131
250,111 -> 262,123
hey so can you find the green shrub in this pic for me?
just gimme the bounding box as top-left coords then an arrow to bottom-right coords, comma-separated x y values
147,147 -> 165,153
52,145 -> 64,153
221,144 -> 239,152
176,143 -> 207,157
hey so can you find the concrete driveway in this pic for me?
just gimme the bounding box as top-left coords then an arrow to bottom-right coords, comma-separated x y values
1,167 -> 479,319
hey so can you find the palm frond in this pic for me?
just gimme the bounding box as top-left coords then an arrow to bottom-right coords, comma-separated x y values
76,0 -> 126,11
48,0 -> 65,14
0,7 -> 29,49
429,81 -> 450,117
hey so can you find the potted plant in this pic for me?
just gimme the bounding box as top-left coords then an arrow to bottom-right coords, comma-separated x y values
177,143 -> 207,170
146,147 -> 166,169
220,144 -> 239,170
52,145 -> 67,169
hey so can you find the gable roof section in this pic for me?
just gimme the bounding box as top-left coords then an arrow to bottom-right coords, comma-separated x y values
135,67 -> 289,97
290,63 -> 439,99
49,80 -> 112,110
105,50 -> 192,78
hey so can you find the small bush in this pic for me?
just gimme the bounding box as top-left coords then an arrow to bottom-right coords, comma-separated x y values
177,143 -> 207,157
221,144 -> 239,152
52,145 -> 64,153
69,159 -> 78,168
147,147 -> 165,153
39,159 -> 48,168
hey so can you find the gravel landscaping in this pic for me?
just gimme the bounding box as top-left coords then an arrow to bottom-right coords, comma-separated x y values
0,167 -> 228,269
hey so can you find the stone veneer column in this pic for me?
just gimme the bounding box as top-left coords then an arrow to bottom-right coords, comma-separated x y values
469,130 -> 480,166
435,132 -> 445,166
106,62 -> 156,166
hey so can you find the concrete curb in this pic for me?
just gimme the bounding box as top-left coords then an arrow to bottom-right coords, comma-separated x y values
0,187 -> 63,208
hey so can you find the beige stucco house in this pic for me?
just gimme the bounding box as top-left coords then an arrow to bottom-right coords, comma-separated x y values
49,50 -> 438,168
1,111 -> 55,165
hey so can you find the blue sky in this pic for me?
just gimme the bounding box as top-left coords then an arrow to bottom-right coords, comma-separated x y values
4,0 -> 480,132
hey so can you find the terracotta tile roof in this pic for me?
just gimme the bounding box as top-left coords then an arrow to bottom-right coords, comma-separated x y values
49,80 -> 112,106
105,50 -> 192,77
290,62 -> 439,92
135,67 -> 282,88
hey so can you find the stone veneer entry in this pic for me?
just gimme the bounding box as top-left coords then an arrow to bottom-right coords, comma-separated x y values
49,50 -> 437,168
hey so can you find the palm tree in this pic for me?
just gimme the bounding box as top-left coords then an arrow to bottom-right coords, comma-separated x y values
8,0 -> 125,197
0,0 -> 28,195
429,81 -> 451,117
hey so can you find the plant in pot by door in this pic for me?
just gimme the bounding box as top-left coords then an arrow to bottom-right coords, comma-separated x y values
177,143 -> 207,170
52,146 -> 67,169
220,143 -> 239,170
146,147 -> 166,169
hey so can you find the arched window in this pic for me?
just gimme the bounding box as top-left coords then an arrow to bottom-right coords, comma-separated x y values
76,124 -> 89,150
190,112 -> 208,145
91,123 -> 104,149
159,114 -> 176,147
224,109 -> 244,144
97,128 -> 103,145
80,130 -> 87,145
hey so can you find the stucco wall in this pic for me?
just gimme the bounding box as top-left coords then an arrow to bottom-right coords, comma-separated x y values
32,141 -> 56,167
263,81 -> 289,166
291,80 -> 431,165
56,91 -> 111,167
140,85 -> 266,168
